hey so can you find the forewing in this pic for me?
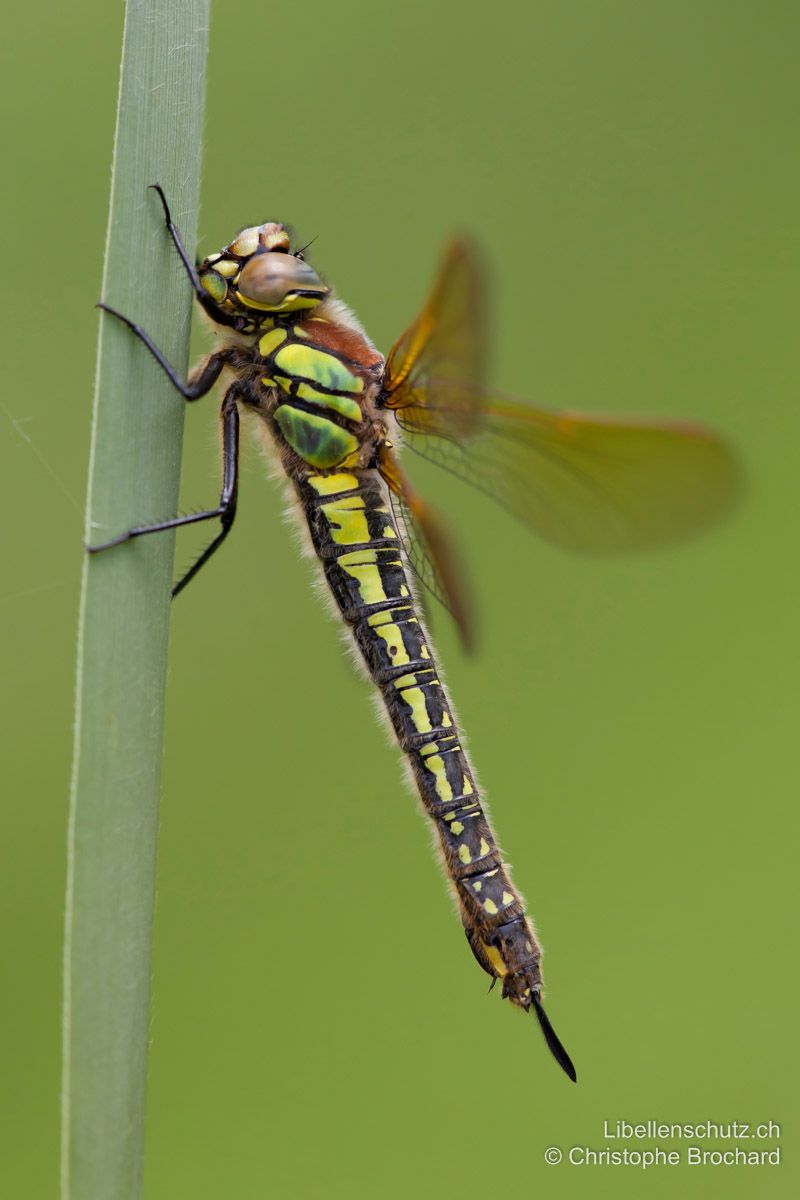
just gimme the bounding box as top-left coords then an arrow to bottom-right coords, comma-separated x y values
384,239 -> 485,441
382,237 -> 738,639
380,448 -> 474,648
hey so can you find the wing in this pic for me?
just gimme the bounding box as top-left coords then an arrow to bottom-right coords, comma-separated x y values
384,238 -> 486,441
383,240 -> 739,557
397,398 -> 739,553
379,446 -> 475,649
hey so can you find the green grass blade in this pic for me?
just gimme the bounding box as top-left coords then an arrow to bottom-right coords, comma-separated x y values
62,2 -> 211,1197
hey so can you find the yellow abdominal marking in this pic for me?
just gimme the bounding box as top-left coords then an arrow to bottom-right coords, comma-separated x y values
338,551 -> 391,605
401,687 -> 431,733
373,621 -> 410,665
321,495 -> 370,546
424,754 -> 452,802
393,674 -> 438,735
481,941 -> 508,977
308,472 -> 360,496
393,673 -> 417,689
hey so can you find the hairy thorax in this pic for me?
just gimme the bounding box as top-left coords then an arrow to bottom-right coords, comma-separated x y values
212,298 -> 391,479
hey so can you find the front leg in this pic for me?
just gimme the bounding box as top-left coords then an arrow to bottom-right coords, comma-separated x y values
148,183 -> 206,301
98,301 -> 233,400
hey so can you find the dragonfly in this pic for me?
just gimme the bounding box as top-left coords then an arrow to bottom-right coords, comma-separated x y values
92,186 -> 738,1082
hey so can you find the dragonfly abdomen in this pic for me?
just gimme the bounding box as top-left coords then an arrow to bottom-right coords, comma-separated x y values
300,468 -> 544,1009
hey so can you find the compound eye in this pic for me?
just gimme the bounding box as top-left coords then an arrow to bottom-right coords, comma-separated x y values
236,253 -> 326,308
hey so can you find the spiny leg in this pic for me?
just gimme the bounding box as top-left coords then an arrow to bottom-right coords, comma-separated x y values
89,389 -> 241,597
148,183 -> 207,300
172,393 -> 240,596
93,207 -> 239,578
147,184 -> 239,330
98,301 -> 233,400
98,180 -> 240,395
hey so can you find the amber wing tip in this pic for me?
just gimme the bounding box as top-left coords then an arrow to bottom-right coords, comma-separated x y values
532,993 -> 577,1082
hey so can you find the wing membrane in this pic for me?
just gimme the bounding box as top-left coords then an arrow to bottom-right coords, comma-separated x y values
379,448 -> 474,647
398,397 -> 739,553
380,239 -> 739,641
384,239 -> 486,441
384,238 -> 738,556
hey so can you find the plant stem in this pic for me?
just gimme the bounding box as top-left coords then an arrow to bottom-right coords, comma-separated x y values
62,3 -> 210,1197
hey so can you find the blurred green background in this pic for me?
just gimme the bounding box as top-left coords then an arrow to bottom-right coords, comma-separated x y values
2,1 -> 798,1195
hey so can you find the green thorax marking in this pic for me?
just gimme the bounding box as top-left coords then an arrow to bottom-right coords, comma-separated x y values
259,329 -> 364,414
274,340 -> 364,396
274,405 -> 358,469
260,326 -> 367,468
295,382 -> 361,422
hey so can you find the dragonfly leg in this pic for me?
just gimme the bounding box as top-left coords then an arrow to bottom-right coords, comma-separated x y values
146,184 -> 241,331
98,301 -> 233,400
172,392 -> 240,596
88,389 -> 240,598
148,183 -> 207,301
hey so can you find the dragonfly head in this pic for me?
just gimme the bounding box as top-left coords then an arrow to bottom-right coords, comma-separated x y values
197,222 -> 329,328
